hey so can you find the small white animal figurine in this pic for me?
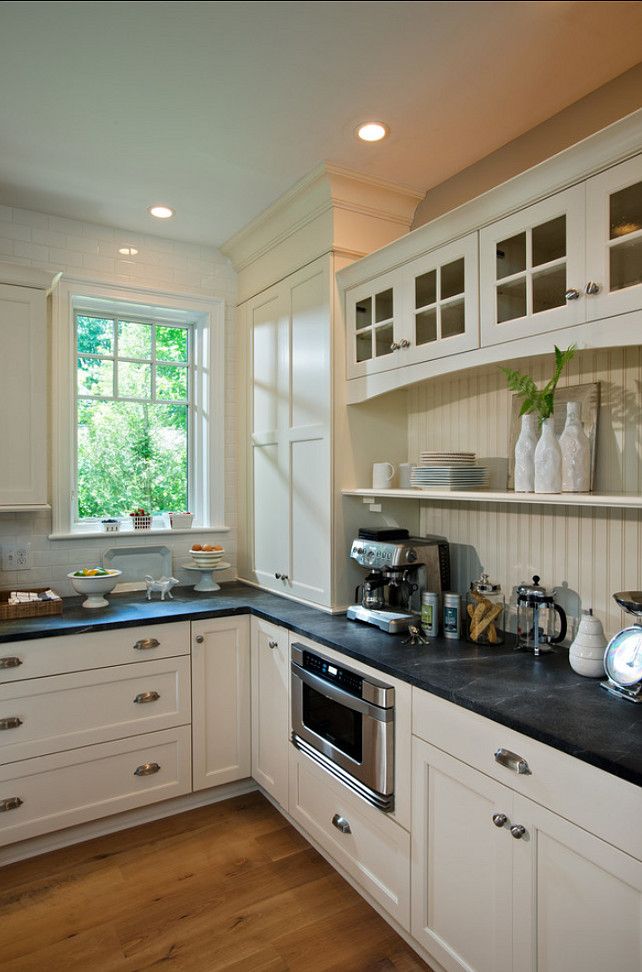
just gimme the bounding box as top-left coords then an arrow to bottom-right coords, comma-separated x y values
144,575 -> 179,601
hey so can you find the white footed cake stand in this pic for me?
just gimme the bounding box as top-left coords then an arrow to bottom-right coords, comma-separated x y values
181,562 -> 231,592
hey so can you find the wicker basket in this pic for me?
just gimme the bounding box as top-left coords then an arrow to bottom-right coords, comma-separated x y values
0,589 -> 63,621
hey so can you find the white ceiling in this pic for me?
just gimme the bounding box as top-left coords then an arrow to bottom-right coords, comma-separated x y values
1,1 -> 641,247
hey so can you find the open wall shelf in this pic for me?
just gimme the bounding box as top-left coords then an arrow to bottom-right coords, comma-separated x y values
342,488 -> 642,510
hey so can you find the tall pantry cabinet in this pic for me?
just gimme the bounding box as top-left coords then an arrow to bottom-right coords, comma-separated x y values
224,164 -> 421,609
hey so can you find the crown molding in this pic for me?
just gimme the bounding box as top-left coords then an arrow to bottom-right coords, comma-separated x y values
221,163 -> 423,274
0,261 -> 61,293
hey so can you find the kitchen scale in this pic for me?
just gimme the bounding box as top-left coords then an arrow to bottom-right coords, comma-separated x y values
601,591 -> 642,703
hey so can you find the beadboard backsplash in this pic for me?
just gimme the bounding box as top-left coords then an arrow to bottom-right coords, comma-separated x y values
0,205 -> 238,596
407,345 -> 642,639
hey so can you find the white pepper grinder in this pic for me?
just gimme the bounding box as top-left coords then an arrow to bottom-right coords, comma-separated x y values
569,609 -> 607,677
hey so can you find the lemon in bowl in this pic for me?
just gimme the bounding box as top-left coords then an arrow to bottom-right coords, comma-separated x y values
68,567 -> 122,609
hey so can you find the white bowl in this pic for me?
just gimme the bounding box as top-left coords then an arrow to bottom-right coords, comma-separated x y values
68,569 -> 122,609
190,549 -> 224,566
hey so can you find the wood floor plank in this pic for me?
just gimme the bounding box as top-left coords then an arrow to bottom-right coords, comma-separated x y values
0,792 -> 431,971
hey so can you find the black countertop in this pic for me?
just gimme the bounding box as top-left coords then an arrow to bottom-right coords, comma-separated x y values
2,583 -> 641,789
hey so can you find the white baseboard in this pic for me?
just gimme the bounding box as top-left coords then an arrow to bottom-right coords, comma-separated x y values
258,786 -> 445,972
0,778 -> 258,868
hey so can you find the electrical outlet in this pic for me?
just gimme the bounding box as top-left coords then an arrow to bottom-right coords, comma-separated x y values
15,543 -> 31,570
2,544 -> 16,571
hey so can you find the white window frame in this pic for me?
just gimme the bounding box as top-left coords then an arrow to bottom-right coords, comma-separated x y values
50,277 -> 227,539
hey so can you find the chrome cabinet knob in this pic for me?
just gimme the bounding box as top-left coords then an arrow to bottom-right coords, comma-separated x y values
268,640 -> 279,650
195,634 -> 204,644
585,281 -> 600,295
492,812 -> 508,828
390,341 -> 401,351
0,716 -> 23,730
133,691 -> 160,704
134,762 -> 161,777
0,796 -> 23,812
565,288 -> 581,301
0,657 -> 22,669
399,338 -> 411,348
332,813 -> 352,834
133,638 -> 160,651
510,824 -> 527,840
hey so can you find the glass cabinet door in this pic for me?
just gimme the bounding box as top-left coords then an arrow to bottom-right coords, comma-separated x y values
480,185 -> 586,347
346,270 -> 402,378
403,232 -> 479,365
586,154 -> 642,321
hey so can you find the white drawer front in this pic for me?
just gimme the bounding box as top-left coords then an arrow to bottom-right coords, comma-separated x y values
412,688 -> 642,861
0,656 -> 191,763
0,726 -> 191,847
0,622 -> 190,683
288,746 -> 410,930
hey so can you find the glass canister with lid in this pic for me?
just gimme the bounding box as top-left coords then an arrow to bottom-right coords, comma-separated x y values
466,571 -> 505,645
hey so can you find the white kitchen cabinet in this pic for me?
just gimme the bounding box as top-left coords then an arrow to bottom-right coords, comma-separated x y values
0,281 -> 48,508
0,726 -> 192,848
402,232 -> 479,365
411,737 -> 514,972
412,735 -> 642,972
585,153 -> 642,322
250,618 -> 289,807
289,743 -> 411,930
191,616 -> 251,791
242,256 -> 332,607
345,268 -> 402,379
480,184 -> 586,347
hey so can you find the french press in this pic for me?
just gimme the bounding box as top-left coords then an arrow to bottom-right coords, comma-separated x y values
516,576 -> 567,655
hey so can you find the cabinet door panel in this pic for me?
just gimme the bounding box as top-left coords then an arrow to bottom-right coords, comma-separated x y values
586,153 -> 642,321
251,619 -> 289,807
289,434 -> 330,602
0,284 -> 47,506
411,737 -> 513,972
290,267 -> 330,429
345,269 -> 404,379
191,617 -> 251,791
513,793 -> 642,972
252,440 -> 288,587
480,185 -> 586,346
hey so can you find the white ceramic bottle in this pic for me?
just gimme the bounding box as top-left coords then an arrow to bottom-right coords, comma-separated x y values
514,413 -> 538,492
569,609 -> 607,677
559,401 -> 590,492
534,416 -> 562,493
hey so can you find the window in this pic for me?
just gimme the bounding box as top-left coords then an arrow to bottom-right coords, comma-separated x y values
75,312 -> 192,521
51,280 -> 226,538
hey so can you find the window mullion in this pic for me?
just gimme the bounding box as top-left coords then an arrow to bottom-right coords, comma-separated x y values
113,318 -> 119,399
151,323 -> 157,402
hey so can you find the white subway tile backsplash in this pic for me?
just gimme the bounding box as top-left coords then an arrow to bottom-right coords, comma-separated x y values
13,240 -> 50,263
0,220 -> 31,241
11,208 -> 49,228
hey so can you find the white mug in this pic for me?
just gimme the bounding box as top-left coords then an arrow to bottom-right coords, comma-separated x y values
373,462 -> 395,489
398,463 -> 414,488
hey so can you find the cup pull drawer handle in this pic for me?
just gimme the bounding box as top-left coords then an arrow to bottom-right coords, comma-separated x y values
495,747 -> 531,775
133,691 -> 160,704
0,796 -> 23,812
0,657 -> 22,669
331,813 -> 351,834
0,717 -> 23,730
134,762 -> 161,777
133,638 -> 160,651
268,640 -> 279,650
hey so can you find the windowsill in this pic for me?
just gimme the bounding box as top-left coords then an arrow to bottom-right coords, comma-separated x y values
48,525 -> 231,541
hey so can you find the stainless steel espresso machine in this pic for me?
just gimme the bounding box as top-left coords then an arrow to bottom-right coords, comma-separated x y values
347,529 -> 450,633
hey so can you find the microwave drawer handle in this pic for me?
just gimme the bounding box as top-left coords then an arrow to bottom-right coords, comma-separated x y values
494,747 -> 531,775
291,662 -> 391,720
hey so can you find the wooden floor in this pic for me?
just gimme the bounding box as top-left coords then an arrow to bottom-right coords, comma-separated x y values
0,791 -> 431,971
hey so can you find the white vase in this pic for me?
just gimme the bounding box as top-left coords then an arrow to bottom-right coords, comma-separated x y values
514,413 -> 538,492
534,416 -> 562,493
569,609 -> 607,677
559,401 -> 590,492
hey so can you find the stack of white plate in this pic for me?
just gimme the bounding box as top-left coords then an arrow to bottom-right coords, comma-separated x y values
411,452 -> 488,490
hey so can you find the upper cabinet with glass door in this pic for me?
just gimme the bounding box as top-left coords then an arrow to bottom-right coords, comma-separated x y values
480,184 -> 586,347
585,154 -> 642,321
345,269 -> 401,379
402,232 -> 478,366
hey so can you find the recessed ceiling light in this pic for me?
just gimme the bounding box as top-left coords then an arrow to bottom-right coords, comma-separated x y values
149,205 -> 175,219
356,121 -> 389,143
118,246 -> 138,256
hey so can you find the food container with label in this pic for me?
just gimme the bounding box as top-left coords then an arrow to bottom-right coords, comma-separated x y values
466,572 -> 505,645
443,592 -> 462,639
421,591 -> 440,638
